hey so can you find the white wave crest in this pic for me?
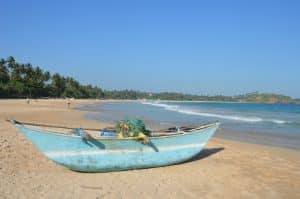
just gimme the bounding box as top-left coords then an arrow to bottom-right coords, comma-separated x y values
141,102 -> 179,111
141,101 -> 287,124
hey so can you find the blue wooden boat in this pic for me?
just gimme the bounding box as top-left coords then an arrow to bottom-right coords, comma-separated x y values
10,120 -> 220,172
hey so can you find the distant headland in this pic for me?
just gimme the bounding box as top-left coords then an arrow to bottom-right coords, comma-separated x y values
0,56 -> 298,104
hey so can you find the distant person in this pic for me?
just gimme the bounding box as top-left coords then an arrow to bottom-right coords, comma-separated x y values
26,98 -> 30,104
67,99 -> 71,109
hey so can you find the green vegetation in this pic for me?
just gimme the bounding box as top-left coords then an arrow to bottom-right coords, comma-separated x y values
294,99 -> 300,104
0,56 -> 298,103
235,92 -> 294,103
0,56 -> 104,98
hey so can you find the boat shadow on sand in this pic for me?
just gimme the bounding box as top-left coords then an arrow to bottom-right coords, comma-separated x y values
184,147 -> 224,164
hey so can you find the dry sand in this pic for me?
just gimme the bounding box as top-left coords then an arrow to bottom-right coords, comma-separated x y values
0,99 -> 299,199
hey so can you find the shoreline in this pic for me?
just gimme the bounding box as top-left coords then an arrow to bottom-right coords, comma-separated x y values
77,100 -> 300,151
1,98 -> 299,105
1,99 -> 300,198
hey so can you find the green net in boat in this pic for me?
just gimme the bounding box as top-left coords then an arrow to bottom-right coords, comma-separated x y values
115,118 -> 151,138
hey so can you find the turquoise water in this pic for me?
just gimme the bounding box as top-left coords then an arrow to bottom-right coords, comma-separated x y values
77,101 -> 300,150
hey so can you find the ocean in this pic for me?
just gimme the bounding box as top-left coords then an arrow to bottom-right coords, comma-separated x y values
77,101 -> 300,150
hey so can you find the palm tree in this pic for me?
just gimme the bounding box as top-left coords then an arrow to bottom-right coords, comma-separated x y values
0,58 -> 9,83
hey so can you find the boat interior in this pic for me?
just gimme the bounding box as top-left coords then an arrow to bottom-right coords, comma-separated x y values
9,120 -> 219,139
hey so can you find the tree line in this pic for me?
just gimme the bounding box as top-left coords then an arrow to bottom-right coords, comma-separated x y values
0,56 -> 217,100
0,56 -> 297,103
0,56 -> 104,98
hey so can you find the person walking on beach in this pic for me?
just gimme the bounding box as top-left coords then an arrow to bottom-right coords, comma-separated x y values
26,98 -> 30,104
67,98 -> 71,109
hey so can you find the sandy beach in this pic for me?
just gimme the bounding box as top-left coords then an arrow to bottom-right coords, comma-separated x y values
0,99 -> 299,199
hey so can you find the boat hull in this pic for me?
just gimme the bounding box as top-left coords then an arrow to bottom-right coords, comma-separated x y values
15,124 -> 219,172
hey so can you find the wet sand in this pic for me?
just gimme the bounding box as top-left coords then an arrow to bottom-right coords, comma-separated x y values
0,99 -> 299,199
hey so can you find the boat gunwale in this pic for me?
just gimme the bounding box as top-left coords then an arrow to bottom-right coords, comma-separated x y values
12,121 -> 220,140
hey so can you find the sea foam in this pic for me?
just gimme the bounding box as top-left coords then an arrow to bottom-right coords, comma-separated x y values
141,101 -> 288,124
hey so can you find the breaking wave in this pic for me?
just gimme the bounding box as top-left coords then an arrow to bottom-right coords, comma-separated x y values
141,101 -> 289,124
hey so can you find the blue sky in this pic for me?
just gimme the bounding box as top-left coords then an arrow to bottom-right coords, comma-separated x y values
1,0 -> 299,97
